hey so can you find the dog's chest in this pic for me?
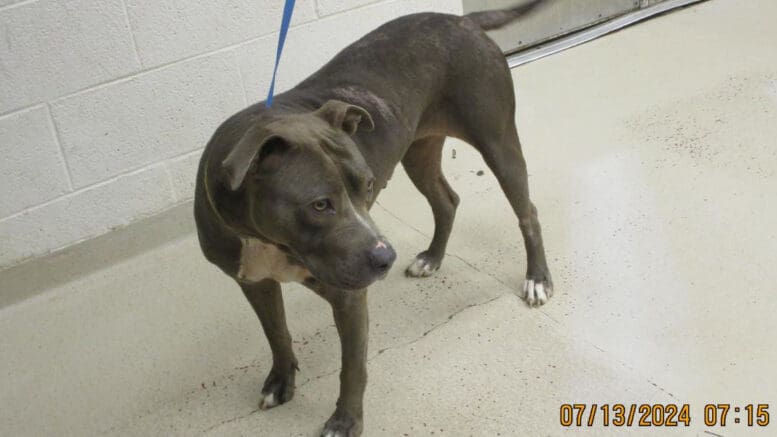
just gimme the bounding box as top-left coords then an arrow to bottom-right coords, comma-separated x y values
237,238 -> 310,284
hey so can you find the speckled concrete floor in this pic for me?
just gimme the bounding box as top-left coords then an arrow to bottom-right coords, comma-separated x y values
1,0 -> 776,435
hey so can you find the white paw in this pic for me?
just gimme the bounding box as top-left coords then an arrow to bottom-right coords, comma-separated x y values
405,257 -> 438,277
321,431 -> 345,437
520,279 -> 552,307
258,392 -> 278,410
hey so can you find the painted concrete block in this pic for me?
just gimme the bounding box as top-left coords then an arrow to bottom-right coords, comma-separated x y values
166,149 -> 203,201
125,0 -> 318,68
0,165 -> 174,268
0,106 -> 70,217
51,51 -> 245,188
0,0 -> 25,8
0,0 -> 140,113
317,0 -> 380,17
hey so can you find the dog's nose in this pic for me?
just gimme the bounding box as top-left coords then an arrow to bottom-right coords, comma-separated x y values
368,240 -> 396,273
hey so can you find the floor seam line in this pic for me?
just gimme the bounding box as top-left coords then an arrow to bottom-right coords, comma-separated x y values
202,293 -> 513,433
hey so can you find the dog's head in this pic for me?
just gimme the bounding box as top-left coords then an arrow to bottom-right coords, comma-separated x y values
219,100 -> 396,290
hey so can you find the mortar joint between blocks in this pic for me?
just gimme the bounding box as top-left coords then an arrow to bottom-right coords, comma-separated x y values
45,103 -> 74,192
119,0 -> 144,69
162,162 -> 179,202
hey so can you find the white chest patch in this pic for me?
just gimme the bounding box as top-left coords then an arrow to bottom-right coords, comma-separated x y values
237,238 -> 310,284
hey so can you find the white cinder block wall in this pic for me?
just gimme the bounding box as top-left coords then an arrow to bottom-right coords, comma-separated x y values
0,0 -> 462,269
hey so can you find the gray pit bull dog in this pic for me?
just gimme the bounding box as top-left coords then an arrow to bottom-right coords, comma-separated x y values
194,1 -> 553,435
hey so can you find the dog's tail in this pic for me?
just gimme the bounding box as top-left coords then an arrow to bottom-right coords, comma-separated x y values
465,0 -> 545,31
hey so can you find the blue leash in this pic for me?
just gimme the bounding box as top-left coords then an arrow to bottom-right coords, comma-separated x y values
266,0 -> 296,107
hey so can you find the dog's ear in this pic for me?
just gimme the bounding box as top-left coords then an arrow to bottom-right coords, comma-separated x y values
221,126 -> 287,191
315,100 -> 375,135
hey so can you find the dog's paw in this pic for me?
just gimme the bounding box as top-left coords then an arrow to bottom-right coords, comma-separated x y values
519,278 -> 553,307
405,252 -> 440,278
258,368 -> 295,410
320,410 -> 363,437
259,392 -> 279,410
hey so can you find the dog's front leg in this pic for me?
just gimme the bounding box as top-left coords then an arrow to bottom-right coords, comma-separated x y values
320,288 -> 369,437
240,279 -> 298,410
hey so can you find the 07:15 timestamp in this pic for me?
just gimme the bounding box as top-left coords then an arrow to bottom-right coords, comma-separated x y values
559,403 -> 770,427
704,404 -> 770,427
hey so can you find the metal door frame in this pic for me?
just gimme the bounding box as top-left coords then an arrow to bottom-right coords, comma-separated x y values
506,0 -> 708,67
465,0 -> 709,67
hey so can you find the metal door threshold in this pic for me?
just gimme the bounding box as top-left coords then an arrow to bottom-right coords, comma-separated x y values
506,0 -> 708,68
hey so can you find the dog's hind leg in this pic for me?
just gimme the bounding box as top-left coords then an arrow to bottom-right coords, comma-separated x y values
440,26 -> 553,306
401,135 -> 460,277
471,123 -> 553,306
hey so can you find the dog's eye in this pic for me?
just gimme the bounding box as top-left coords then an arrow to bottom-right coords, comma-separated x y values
311,199 -> 333,213
366,179 -> 374,192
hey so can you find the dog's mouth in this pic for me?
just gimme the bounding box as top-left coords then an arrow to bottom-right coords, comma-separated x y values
276,240 -> 392,291
317,275 -> 373,291
303,269 -> 385,291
